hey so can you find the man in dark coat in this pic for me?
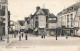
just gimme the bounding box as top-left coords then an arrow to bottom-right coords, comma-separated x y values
41,31 -> 45,39
24,30 -> 28,40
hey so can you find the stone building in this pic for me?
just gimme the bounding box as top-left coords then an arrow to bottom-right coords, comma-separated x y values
31,6 -> 49,35
25,6 -> 57,36
57,2 -> 80,36
14,20 -> 25,32
46,13 -> 57,36
0,0 -> 10,40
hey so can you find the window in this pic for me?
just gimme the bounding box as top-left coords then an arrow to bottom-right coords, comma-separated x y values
71,30 -> 73,33
67,25 -> 69,27
74,6 -> 78,11
70,14 -> 73,20
2,6 -> 5,10
71,21 -> 73,27
67,15 -> 69,22
70,14 -> 73,27
36,17 -> 38,19
49,18 -> 52,20
65,15 -> 66,20
71,7 -> 73,11
52,18 -> 56,20
2,0 -> 6,2
0,5 -> 1,9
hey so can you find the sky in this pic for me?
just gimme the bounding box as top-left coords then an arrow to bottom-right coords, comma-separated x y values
8,0 -> 78,21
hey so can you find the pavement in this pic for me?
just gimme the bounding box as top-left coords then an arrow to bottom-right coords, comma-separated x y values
0,34 -> 80,47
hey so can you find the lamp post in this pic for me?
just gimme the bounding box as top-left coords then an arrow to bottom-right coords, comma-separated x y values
7,26 -> 9,43
56,28 -> 57,40
56,23 -> 58,40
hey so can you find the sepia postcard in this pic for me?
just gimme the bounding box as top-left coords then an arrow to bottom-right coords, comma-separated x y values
0,0 -> 80,51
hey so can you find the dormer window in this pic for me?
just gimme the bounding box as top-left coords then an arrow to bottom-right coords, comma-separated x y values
49,18 -> 52,20
36,17 -> 38,19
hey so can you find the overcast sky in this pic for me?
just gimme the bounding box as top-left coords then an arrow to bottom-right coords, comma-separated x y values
8,0 -> 78,21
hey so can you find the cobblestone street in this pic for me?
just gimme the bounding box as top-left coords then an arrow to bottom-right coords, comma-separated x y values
0,34 -> 80,47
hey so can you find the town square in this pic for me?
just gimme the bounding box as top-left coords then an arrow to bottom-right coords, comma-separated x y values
0,0 -> 80,50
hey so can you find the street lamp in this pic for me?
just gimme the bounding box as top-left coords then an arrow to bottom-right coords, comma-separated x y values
56,28 -> 58,40
56,22 -> 58,40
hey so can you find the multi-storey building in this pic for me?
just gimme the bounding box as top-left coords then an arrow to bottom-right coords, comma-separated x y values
25,6 -> 57,36
0,0 -> 10,40
14,20 -> 25,32
57,2 -> 80,36
25,16 -> 34,33
47,13 -> 57,36
31,6 -> 49,35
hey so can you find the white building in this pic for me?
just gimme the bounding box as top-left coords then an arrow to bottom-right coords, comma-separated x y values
14,20 -> 25,32
57,2 -> 80,36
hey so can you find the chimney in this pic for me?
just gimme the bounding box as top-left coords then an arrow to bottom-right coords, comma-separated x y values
36,6 -> 40,12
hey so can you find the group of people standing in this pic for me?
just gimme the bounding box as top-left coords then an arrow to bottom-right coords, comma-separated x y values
15,29 -> 46,41
19,30 -> 28,41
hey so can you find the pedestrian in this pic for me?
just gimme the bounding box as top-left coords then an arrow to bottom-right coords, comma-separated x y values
66,31 -> 68,39
41,31 -> 43,39
24,30 -> 28,40
14,32 -> 16,38
19,35 -> 21,41
66,34 -> 68,39
41,31 -> 45,39
22,33 -> 23,38
43,31 -> 45,39
14,31 -> 17,38
25,34 -> 27,40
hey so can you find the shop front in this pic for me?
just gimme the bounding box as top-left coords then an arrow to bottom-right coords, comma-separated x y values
46,28 -> 57,36
57,26 -> 77,36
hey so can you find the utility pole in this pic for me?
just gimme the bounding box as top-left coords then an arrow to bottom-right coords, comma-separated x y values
5,5 -> 9,43
56,29 -> 57,40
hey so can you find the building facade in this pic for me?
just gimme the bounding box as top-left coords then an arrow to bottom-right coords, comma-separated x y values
47,13 -> 57,36
32,6 -> 49,35
57,2 -> 80,36
14,20 -> 25,32
0,0 -> 10,40
25,6 -> 57,36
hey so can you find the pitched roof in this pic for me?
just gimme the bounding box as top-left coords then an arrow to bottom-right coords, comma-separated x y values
57,2 -> 80,16
25,17 -> 30,21
34,7 -> 50,16
42,9 -> 49,15
49,13 -> 57,18
36,9 -> 45,15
